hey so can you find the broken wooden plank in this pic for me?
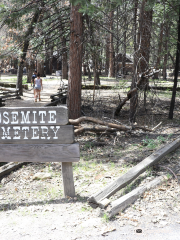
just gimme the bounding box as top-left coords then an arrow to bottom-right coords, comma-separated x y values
98,198 -> 111,209
108,175 -> 169,218
0,162 -> 25,178
88,137 -> 180,204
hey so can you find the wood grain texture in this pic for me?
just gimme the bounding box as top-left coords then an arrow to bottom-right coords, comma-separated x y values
0,143 -> 80,162
88,137 -> 180,204
0,162 -> 25,178
0,125 -> 74,144
108,175 -> 168,218
61,162 -> 75,197
0,106 -> 68,126
98,198 -> 111,209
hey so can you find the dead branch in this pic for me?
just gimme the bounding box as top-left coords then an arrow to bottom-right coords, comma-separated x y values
74,126 -> 117,135
69,116 -> 131,131
160,165 -> 179,183
114,88 -> 137,116
114,69 -> 160,116
70,116 -> 152,135
132,125 -> 153,132
152,122 -> 162,131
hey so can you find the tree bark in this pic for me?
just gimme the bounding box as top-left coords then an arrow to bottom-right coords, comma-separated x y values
130,0 -> 138,123
130,0 -> 152,122
108,10 -> 115,77
45,38 -> 51,75
154,23 -> 164,79
93,58 -> 100,85
27,58 -> 35,83
105,34 -> 110,76
122,2 -> 127,78
62,36 -> 68,79
138,1 -> 153,74
37,59 -> 44,76
16,9 -> 42,95
163,22 -> 169,80
169,5 -> 180,119
67,4 -> 83,119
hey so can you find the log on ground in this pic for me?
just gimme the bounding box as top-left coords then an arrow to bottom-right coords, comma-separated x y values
108,175 -> 169,218
88,137 -> 180,204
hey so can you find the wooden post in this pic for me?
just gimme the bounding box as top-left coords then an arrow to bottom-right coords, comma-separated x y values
61,162 -> 75,197
88,137 -> 180,204
0,106 -> 80,198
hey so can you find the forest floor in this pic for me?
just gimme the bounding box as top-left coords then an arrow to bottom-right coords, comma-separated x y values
0,75 -> 180,239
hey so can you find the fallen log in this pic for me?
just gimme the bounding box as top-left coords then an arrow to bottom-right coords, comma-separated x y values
88,137 -> 180,204
108,174 -> 169,218
148,85 -> 180,91
74,126 -> 117,135
0,162 -> 25,178
81,85 -> 113,90
69,116 -> 152,132
69,116 -> 131,131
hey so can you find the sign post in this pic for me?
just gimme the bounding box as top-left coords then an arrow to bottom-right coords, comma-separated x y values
0,106 -> 79,197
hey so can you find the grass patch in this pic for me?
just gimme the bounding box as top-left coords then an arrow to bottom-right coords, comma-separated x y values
102,212 -> 110,222
141,135 -> 170,149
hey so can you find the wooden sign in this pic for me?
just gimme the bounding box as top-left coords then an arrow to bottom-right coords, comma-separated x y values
0,143 -> 80,163
0,106 -> 74,144
0,106 -> 79,197
0,106 -> 68,125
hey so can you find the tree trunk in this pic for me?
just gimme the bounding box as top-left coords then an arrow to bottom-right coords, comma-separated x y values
130,0 -> 152,122
16,9 -> 42,95
87,63 -> 92,80
45,38 -> 51,75
122,2 -> 127,78
17,64 -> 24,94
154,23 -> 164,79
105,34 -> 110,76
138,1 -> 153,74
49,47 -> 53,75
108,10 -> 115,77
67,4 -> 83,119
45,51 -> 52,75
163,23 -> 169,80
93,59 -> 100,85
37,60 -> 44,76
27,59 -> 35,83
169,5 -> 180,119
62,36 -> 68,79
130,0 -> 138,123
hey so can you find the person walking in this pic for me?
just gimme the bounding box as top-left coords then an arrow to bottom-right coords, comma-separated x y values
34,73 -> 43,102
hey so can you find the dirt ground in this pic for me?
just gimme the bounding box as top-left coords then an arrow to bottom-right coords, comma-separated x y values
0,77 -> 180,239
